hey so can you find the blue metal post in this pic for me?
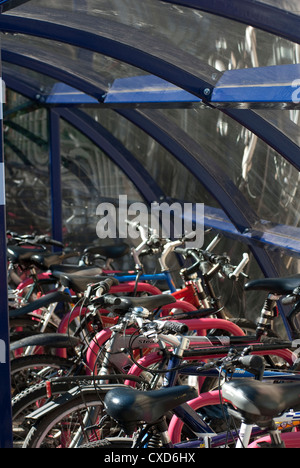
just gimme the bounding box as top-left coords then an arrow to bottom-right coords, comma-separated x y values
49,110 -> 63,250
0,48 -> 13,448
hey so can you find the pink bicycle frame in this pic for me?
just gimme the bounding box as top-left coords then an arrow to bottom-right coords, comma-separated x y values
85,315 -> 246,376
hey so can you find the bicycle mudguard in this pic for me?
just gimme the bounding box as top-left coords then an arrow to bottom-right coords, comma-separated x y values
10,333 -> 81,351
25,384 -> 129,422
9,291 -> 73,318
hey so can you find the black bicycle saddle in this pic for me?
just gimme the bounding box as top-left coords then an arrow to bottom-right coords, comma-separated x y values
245,275 -> 300,294
83,243 -> 129,259
222,379 -> 300,427
104,385 -> 197,434
115,294 -> 176,312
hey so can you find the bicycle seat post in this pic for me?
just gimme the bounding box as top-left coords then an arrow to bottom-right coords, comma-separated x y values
256,293 -> 280,339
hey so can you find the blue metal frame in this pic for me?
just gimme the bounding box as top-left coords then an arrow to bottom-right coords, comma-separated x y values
4,74 -> 298,279
114,272 -> 176,293
0,37 -> 13,448
49,110 -> 63,249
0,14 -> 217,101
103,67 -> 300,109
1,50 -> 106,102
0,0 -> 299,447
1,10 -> 299,269
211,64 -> 300,108
159,0 -> 300,45
2,48 -> 299,170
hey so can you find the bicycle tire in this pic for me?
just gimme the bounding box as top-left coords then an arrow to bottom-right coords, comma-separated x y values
12,380 -> 73,447
10,317 -> 58,344
77,438 -> 133,449
11,354 -> 76,396
23,389 -> 123,448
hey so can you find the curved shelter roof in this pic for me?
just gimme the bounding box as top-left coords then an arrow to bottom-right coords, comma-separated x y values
0,0 -> 299,447
1,1 -> 300,274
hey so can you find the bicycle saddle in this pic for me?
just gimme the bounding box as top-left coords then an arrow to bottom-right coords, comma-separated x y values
222,379 -> 300,427
245,275 -> 300,294
115,294 -> 176,312
7,245 -> 45,264
104,385 -> 197,434
30,252 -> 66,270
50,265 -> 103,277
58,273 -> 113,293
83,243 -> 129,259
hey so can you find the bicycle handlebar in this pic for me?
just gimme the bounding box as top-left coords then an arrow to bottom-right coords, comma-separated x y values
7,231 -> 64,249
197,347 -> 265,380
175,236 -> 249,281
160,321 -> 189,335
95,277 -> 120,296
33,235 -> 64,248
227,253 -> 249,280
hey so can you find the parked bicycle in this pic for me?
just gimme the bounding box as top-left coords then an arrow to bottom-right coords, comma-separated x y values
20,281 -> 297,448
81,345 -> 300,449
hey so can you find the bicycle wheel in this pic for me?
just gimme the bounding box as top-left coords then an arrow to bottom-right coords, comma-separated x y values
11,355 -> 76,396
23,388 -> 125,448
12,380 -> 72,447
77,438 -> 133,449
10,317 -> 58,346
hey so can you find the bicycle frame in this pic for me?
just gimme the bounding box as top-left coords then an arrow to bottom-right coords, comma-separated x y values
126,344 -> 300,449
22,310 -> 300,449
84,316 -> 247,375
114,271 -> 176,292
167,393 -> 300,449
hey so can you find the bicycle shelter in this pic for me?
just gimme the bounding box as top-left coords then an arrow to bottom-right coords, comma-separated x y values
0,0 -> 299,447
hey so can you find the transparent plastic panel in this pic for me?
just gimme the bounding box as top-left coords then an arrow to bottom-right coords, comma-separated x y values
255,110 -> 300,147
259,0 -> 300,14
60,118 -> 143,249
3,61 -> 58,97
162,107 -> 300,229
8,0 -> 298,78
84,108 -> 220,208
1,34 -> 145,95
4,90 -> 51,235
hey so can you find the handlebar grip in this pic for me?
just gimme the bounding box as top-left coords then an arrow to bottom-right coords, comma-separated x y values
35,235 -> 64,248
95,277 -> 119,296
50,239 -> 64,248
103,294 -> 122,306
230,253 -> 249,280
237,354 -> 265,378
238,354 -> 263,368
162,321 -> 189,335
48,239 -> 64,248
